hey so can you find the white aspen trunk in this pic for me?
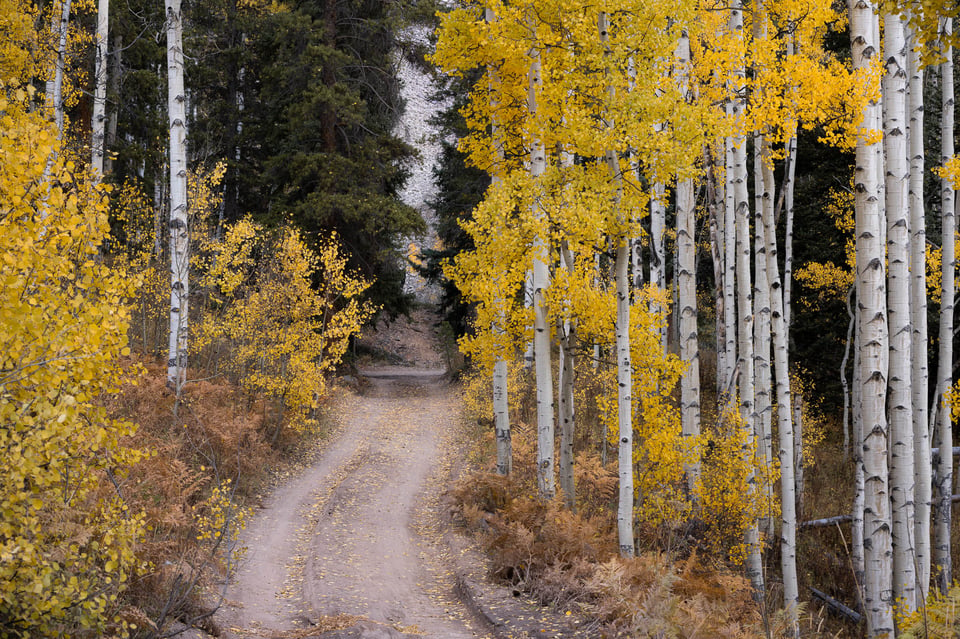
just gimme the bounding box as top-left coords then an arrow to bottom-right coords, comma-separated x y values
852,310 -> 866,600
91,0 -> 109,176
934,26 -> 955,594
754,135 -> 774,541
676,32 -> 700,496
704,144 -> 726,396
842,287 -> 855,460
558,241 -> 576,509
793,394 -> 804,519
47,0 -> 72,134
907,21 -> 930,596
882,10 -> 916,612
493,357 -> 511,475
486,7 -> 511,479
166,0 -> 189,391
651,181 -> 667,352
524,269 -> 535,367
527,43 -> 555,500
849,2 -> 894,633
104,33 -> 121,175
599,11 -> 633,557
763,139 -> 799,635
723,136 -> 738,399
728,0 -> 762,599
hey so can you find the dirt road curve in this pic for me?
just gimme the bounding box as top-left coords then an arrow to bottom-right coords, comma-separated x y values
217,365 -> 490,639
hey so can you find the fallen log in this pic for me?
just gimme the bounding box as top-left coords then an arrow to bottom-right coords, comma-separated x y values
801,495 -> 960,529
810,587 -> 862,624
799,514 -> 852,529
930,446 -> 960,457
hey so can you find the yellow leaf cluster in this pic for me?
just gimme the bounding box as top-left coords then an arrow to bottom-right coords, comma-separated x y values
0,89 -> 145,635
195,220 -> 374,434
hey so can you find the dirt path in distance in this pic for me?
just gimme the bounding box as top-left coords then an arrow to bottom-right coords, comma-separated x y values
216,311 -> 489,639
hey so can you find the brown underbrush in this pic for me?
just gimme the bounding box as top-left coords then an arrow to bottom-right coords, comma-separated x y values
103,357 -> 314,636
452,469 -> 778,637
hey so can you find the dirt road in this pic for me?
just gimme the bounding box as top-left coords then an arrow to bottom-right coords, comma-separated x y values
217,353 -> 489,638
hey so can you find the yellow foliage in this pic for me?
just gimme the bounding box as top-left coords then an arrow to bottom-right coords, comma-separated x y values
696,404 -> 777,564
898,582 -> 960,638
195,220 -> 374,433
0,89 -> 145,635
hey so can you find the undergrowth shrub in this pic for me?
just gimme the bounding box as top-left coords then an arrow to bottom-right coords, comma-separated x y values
899,583 -> 960,638
453,470 -> 767,637
105,360 -> 276,635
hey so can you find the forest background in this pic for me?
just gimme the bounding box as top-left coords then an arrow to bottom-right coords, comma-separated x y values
2,0 -> 960,637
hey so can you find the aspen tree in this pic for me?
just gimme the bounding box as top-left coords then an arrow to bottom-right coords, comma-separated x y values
906,20 -> 930,596
46,0 -> 71,134
724,0 -> 764,599
761,139 -> 799,635
882,9 -> 916,612
849,0 -> 894,633
558,240 -> 576,507
486,6 -> 511,478
91,0 -> 108,176
676,30 -> 701,496
166,0 -> 190,391
934,18 -> 954,594
527,20 -> 555,500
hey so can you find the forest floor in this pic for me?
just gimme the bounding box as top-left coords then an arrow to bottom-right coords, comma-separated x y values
211,307 -> 586,639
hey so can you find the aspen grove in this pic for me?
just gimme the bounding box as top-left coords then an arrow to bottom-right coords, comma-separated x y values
434,0 -> 960,637
5,0 -> 960,634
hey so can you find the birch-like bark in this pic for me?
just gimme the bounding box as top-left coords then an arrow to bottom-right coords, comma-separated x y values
763,139 -> 798,634
704,144 -> 725,396
651,181 -> 666,352
46,0 -> 72,135
166,0 -> 189,391
91,0 -> 109,176
754,135 -> 774,541
528,41 -> 555,500
882,10 -> 916,612
558,241 -> 576,509
934,25 -> 955,594
104,34 -> 121,175
676,32 -> 700,496
728,0 -> 762,599
723,136 -> 738,398
599,11 -> 633,557
486,8 -> 511,479
849,1 -> 893,633
907,21 -> 930,596
852,308 -> 866,600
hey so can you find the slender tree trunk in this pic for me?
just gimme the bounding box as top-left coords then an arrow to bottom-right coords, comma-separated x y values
842,286 -> 854,460
852,308 -> 866,601
763,138 -> 799,636
46,0 -> 71,134
727,0 -> 762,600
104,33 -> 121,175
723,136 -> 737,398
599,11 -> 633,557
676,32 -> 700,497
91,0 -> 109,176
882,10 -> 916,612
558,241 -> 576,509
651,181 -> 666,352
849,1 -> 893,633
907,21 -> 931,597
486,7 -> 511,479
166,0 -> 189,391
528,43 -> 555,500
754,134 -> 774,541
934,25 -> 955,594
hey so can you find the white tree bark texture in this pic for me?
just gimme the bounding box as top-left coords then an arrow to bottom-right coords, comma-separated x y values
849,1 -> 894,634
166,0 -> 190,391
